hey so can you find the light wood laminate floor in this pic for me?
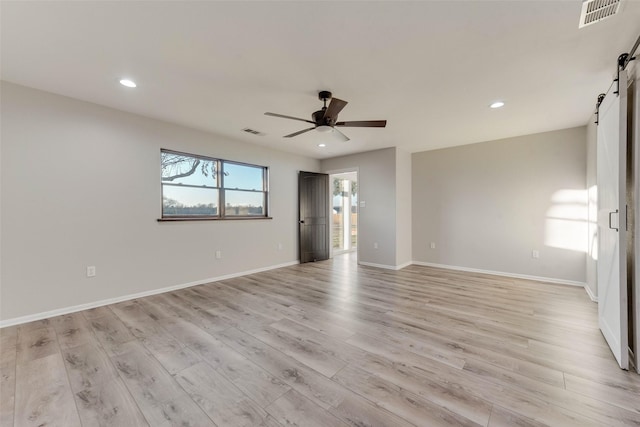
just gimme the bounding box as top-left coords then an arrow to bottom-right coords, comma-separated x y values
1,255 -> 640,426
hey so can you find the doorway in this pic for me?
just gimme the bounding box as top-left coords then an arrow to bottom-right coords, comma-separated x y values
298,171 -> 330,263
330,172 -> 358,258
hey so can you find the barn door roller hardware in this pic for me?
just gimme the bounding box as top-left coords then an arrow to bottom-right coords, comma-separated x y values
595,93 -> 606,125
614,33 -> 639,95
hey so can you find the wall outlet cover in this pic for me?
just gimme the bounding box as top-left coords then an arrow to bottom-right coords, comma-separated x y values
86,266 -> 96,277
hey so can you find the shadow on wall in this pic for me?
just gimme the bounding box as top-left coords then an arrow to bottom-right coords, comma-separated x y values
545,189 -> 591,254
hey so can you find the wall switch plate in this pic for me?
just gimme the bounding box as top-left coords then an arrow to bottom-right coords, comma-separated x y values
430,242 -> 436,249
359,201 -> 366,208
215,250 -> 222,259
532,250 -> 539,259
87,266 -> 96,277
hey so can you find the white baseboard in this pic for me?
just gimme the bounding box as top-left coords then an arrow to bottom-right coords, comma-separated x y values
584,284 -> 598,302
0,260 -> 299,328
396,261 -> 412,270
1,258 -> 590,328
411,261 -> 587,287
358,261 -> 412,271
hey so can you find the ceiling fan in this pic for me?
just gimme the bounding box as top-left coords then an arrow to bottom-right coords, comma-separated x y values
265,91 -> 387,141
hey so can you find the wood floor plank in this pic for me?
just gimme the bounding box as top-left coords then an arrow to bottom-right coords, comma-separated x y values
328,392 -> 417,427
86,311 -> 136,356
14,352 -> 81,427
52,312 -> 96,350
268,318 -> 365,364
346,331 -> 466,370
265,389 -> 350,427
175,361 -> 271,426
0,360 -> 15,427
564,372 -> 640,414
488,405 -> 551,427
160,316 -> 291,407
141,395 -> 216,427
110,341 -> 190,419
83,306 -> 115,320
110,301 -> 201,374
16,325 -> 58,363
147,292 -> 233,333
15,319 -> 53,333
0,326 -> 17,360
74,378 -> 149,427
0,326 -> 17,427
462,355 -> 640,427
244,324 -> 348,377
355,352 -> 493,426
217,280 -> 357,340
217,326 -> 351,410
333,364 -> 482,427
62,340 -> 148,426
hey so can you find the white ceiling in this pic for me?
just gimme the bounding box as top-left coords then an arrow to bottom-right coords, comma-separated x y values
2,1 -> 639,159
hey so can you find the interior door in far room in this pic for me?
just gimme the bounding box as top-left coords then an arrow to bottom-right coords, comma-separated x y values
299,171 -> 329,263
597,71 -> 629,370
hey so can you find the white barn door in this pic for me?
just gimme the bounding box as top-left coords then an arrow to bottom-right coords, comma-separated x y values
597,71 -> 629,369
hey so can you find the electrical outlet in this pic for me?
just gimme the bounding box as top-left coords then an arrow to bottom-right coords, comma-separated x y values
87,266 -> 96,277
277,243 -> 283,250
430,242 -> 436,249
215,250 -> 222,259
374,242 -> 378,249
532,250 -> 539,259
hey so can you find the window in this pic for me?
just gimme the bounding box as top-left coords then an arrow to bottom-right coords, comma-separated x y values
161,149 -> 269,220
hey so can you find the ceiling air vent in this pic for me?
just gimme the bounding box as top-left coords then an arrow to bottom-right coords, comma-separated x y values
242,128 -> 265,136
579,0 -> 622,28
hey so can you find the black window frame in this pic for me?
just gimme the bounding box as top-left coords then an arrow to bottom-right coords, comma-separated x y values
159,149 -> 270,221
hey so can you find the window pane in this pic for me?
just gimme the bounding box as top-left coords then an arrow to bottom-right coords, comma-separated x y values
223,162 -> 263,191
161,151 -> 217,187
163,185 -> 218,216
224,190 -> 264,216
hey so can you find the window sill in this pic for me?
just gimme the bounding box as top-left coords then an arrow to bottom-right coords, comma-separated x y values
157,216 -> 273,222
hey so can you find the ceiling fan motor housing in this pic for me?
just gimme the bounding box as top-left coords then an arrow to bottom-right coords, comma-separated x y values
313,109 -> 336,126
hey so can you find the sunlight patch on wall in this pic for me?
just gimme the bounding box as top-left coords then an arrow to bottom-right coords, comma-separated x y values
588,185 -> 598,260
545,189 -> 589,253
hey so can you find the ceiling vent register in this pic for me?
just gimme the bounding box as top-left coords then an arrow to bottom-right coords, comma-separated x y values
242,128 -> 264,136
579,0 -> 622,28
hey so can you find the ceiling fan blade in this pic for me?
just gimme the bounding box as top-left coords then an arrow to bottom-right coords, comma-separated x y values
323,98 -> 348,121
335,120 -> 387,128
284,127 -> 316,138
332,128 -> 350,142
265,112 -> 315,124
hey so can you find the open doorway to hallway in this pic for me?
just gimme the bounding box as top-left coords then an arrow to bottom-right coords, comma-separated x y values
330,171 -> 358,259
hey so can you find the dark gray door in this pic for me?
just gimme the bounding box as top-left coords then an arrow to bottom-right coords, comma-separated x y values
299,171 -> 329,263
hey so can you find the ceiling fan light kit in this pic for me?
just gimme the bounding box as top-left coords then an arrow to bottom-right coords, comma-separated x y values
265,90 -> 387,141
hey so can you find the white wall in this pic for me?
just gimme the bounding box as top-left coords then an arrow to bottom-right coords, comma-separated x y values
0,82 -> 319,322
395,148 -> 412,266
586,115 -> 598,298
412,127 -> 588,284
322,148 -> 398,268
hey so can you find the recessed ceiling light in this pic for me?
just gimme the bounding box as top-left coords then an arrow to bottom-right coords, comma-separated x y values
318,143 -> 327,148
119,79 -> 137,88
490,101 -> 505,109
